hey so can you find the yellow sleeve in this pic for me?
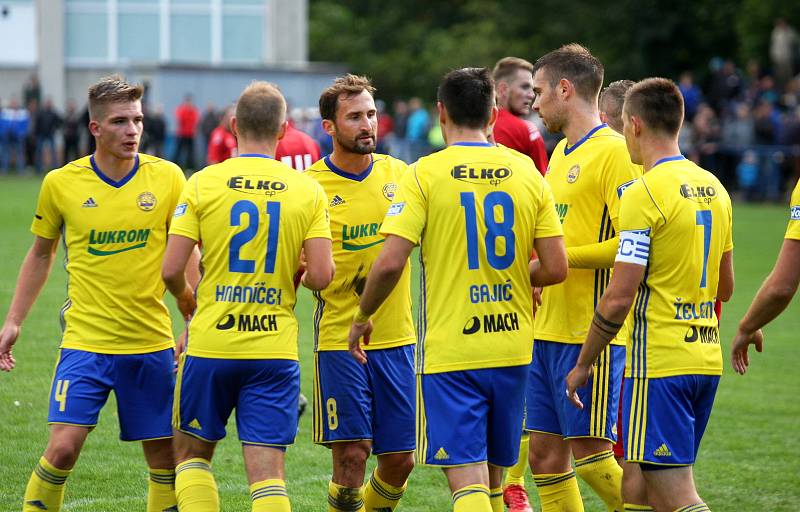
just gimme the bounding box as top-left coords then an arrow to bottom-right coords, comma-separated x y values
723,189 -> 734,251
785,181 -> 800,240
168,174 -> 201,241
305,181 -> 332,240
534,180 -> 563,239
30,172 -> 62,239
600,147 -> 642,230
567,238 -> 619,269
618,179 -> 663,234
380,163 -> 427,244
165,164 -> 187,229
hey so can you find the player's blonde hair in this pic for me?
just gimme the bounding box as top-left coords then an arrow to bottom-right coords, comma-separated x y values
532,43 -> 604,102
599,79 -> 635,132
87,74 -> 143,120
235,81 -> 286,141
624,78 -> 684,136
492,57 -> 534,84
318,74 -> 376,122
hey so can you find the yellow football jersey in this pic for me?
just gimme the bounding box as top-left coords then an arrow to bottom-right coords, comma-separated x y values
785,180 -> 800,240
169,155 -> 331,360
381,142 -> 563,374
305,154 -> 414,351
617,156 -> 733,378
30,154 -> 185,354
535,124 -> 641,345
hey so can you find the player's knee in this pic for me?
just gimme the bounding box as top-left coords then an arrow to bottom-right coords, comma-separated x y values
336,442 -> 370,474
378,452 -> 415,481
44,440 -> 81,469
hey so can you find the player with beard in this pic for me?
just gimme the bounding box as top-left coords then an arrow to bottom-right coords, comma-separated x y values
492,57 -> 549,176
305,75 -> 416,512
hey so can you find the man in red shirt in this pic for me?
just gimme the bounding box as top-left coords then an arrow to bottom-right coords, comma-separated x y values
492,57 -> 549,176
206,107 -> 237,165
276,110 -> 322,171
173,94 -> 199,170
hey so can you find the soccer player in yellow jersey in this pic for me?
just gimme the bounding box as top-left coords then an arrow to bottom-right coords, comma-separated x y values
527,44 -> 641,512
0,75 -> 193,512
349,67 -> 568,512
162,82 -> 334,512
731,179 -> 800,373
305,75 -> 416,512
566,78 -> 734,512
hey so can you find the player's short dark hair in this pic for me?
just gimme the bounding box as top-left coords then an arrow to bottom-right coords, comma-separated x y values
532,43 -> 604,101
599,79 -> 635,130
492,57 -> 534,84
319,74 -> 376,122
624,78 -> 684,136
88,74 -> 143,120
437,67 -> 495,129
235,81 -> 286,140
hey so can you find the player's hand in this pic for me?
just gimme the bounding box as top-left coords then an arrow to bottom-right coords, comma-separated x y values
176,287 -> 196,321
348,319 -> 373,365
565,364 -> 592,410
0,322 -> 20,372
174,329 -> 188,372
731,328 -> 763,375
532,287 -> 543,316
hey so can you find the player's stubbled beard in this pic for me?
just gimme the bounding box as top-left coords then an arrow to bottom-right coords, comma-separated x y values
336,129 -> 376,155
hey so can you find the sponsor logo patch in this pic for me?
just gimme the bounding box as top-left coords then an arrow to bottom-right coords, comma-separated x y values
791,205 -> 800,220
173,203 -> 188,217
386,202 -> 405,216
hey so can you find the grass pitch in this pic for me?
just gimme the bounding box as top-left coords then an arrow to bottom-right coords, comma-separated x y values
0,175 -> 798,510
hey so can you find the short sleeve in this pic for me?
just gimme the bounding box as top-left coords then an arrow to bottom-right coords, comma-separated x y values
380,163 -> 427,244
617,179 -> 662,235
168,174 -> 200,241
166,164 -> 187,228
600,145 -> 642,228
534,180 -> 563,239
30,172 -> 62,239
305,180 -> 332,240
785,181 -> 800,240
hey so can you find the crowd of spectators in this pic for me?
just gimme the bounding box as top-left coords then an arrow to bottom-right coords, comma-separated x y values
4,21 -> 800,202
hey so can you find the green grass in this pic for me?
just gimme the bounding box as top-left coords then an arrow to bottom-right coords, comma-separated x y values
0,175 -> 798,510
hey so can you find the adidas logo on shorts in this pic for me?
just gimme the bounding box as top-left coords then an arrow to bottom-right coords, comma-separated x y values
653,443 -> 672,457
434,447 -> 449,460
188,418 -> 202,430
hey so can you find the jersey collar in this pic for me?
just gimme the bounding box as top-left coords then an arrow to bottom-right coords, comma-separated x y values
238,153 -> 274,159
451,141 -> 493,147
652,155 -> 686,168
90,154 -> 139,188
324,154 -> 374,182
563,123 -> 606,156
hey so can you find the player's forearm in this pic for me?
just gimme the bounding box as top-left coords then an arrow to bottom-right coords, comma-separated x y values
738,276 -> 796,334
184,246 -> 202,289
358,263 -> 403,317
576,294 -> 631,368
567,237 -> 619,269
163,272 -> 189,300
5,247 -> 56,326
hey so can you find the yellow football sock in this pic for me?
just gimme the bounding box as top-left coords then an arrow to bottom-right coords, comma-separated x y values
674,503 -> 709,512
624,504 -> 654,511
489,487 -> 504,512
505,435 -> 530,487
175,458 -> 219,512
23,457 -> 71,512
363,470 -> 406,511
328,481 -> 365,512
533,470 -> 584,512
574,450 -> 623,511
147,468 -> 177,512
250,479 -> 290,511
452,484 -> 492,512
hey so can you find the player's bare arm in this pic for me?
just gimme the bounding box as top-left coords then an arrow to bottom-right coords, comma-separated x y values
530,235 -> 568,287
161,234 -> 198,321
348,235 -> 414,364
0,235 -> 59,372
732,240 -> 800,374
566,261 -> 643,408
300,237 -> 334,290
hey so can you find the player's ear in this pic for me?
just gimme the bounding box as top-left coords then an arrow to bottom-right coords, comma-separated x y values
558,78 -> 572,100
277,120 -> 288,141
487,106 -> 499,130
437,101 -> 446,127
230,117 -> 239,139
88,120 -> 100,137
322,118 -> 335,137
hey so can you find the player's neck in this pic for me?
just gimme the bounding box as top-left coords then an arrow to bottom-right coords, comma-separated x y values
92,149 -> 136,180
329,150 -> 372,174
564,108 -> 602,146
444,126 -> 489,146
641,139 -> 682,172
238,140 -> 277,158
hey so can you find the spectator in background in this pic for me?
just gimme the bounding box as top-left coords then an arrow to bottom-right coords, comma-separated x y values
34,97 -> 62,173
720,102 -> 755,189
25,98 -> 38,170
770,19 -> 800,92
753,100 -> 783,201
143,104 -> 167,158
737,150 -> 760,201
1,98 -> 29,173
391,99 -> 409,162
375,99 -> 394,154
199,102 -> 219,164
23,73 -> 41,107
174,94 -> 199,170
81,106 -> 95,154
276,108 -> 321,171
708,60 -> 743,115
406,97 -> 430,160
679,71 -> 703,122
206,106 -> 237,165
62,99 -> 82,165
691,103 -> 721,172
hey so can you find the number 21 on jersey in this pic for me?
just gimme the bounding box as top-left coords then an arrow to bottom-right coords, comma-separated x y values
229,200 -> 281,274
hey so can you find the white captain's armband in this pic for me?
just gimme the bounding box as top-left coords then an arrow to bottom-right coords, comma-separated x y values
790,205 -> 800,220
616,229 -> 650,266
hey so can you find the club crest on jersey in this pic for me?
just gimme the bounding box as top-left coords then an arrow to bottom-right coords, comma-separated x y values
137,192 -> 157,211
791,205 -> 800,220
451,163 -> 512,186
228,175 -> 288,196
382,182 -> 398,201
566,165 -> 580,183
